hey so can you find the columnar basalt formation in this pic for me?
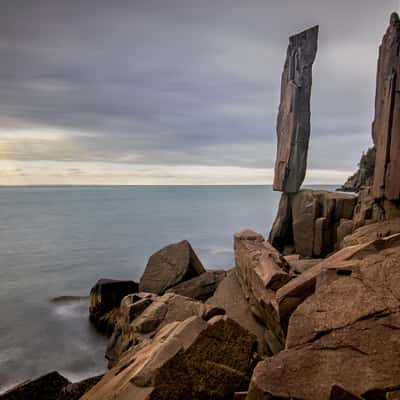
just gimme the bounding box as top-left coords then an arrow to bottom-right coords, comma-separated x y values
372,13 -> 400,200
273,25 -> 319,193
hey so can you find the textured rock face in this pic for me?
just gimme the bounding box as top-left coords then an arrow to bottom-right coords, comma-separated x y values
106,292 -> 206,367
372,13 -> 400,200
0,371 -> 70,400
234,230 -> 290,353
89,278 -> 138,335
166,270 -> 227,301
206,269 -> 271,356
82,316 -> 257,400
273,25 -> 319,193
270,190 -> 356,257
57,375 -> 103,400
139,240 -> 206,295
247,244 -> 400,400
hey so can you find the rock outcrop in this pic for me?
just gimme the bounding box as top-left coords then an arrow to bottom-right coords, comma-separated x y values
106,292 -> 207,367
372,13 -> 400,200
166,270 -> 227,301
339,146 -> 376,192
247,243 -> 400,400
57,375 -> 103,400
82,316 -> 257,400
89,278 -> 138,335
139,240 -> 206,295
269,190 -> 356,257
273,25 -> 319,193
234,230 -> 290,353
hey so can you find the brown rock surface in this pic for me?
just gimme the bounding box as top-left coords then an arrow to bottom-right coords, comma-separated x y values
270,190 -> 356,257
139,240 -> 206,295
247,244 -> 400,400
57,375 -> 103,400
372,13 -> 400,200
234,230 -> 290,351
166,270 -> 227,301
273,25 -> 319,193
206,269 -> 270,356
106,292 -> 206,367
341,218 -> 400,248
82,316 -> 257,400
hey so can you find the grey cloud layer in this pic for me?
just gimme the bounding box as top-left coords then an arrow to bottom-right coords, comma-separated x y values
0,0 -> 398,172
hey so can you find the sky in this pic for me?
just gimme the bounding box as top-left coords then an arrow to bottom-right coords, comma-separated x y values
0,0 -> 399,185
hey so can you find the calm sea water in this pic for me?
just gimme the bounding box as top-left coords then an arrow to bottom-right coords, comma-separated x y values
0,185 -> 335,391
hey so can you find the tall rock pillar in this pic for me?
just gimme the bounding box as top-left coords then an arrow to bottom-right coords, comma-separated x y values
372,13 -> 400,200
273,25 -> 319,193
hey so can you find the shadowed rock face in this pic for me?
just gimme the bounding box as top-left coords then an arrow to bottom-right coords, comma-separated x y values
273,25 -> 319,193
372,13 -> 400,200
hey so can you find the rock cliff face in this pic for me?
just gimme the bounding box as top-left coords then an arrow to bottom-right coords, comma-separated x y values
273,25 -> 319,193
372,12 -> 400,200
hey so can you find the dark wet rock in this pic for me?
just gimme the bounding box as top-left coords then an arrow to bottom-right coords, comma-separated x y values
89,278 -> 138,335
273,25 -> 319,193
166,270 -> 227,301
139,240 -> 206,295
0,371 -> 69,400
57,375 -> 103,400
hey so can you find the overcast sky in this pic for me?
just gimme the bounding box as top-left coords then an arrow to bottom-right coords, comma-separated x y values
0,0 -> 398,185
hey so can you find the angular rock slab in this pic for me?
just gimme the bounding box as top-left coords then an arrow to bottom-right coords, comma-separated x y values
82,316 -> 257,400
273,25 -> 319,193
372,13 -> 400,200
247,245 -> 400,400
139,240 -> 206,295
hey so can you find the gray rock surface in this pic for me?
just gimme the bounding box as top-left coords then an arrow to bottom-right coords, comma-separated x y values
139,240 -> 206,295
273,25 -> 319,193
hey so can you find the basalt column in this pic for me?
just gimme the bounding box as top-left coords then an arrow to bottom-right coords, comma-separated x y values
372,13 -> 400,201
273,25 -> 319,193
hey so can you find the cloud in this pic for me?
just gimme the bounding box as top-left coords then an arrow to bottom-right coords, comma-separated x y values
0,0 -> 397,184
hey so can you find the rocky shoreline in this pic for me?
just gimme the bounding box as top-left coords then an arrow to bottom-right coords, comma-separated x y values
3,13 -> 400,400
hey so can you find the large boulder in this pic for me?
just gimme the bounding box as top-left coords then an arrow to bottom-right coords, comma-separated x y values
273,25 -> 319,193
82,316 -> 257,400
139,240 -> 206,295
106,292 -> 207,367
247,244 -> 400,400
270,190 -> 357,257
166,270 -> 227,301
89,278 -> 138,335
234,230 -> 290,352
0,371 -> 69,400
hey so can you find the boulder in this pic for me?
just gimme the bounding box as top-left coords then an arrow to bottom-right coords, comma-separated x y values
57,375 -> 103,400
139,240 -> 206,295
0,371 -> 70,400
166,270 -> 227,301
82,316 -> 257,400
372,13 -> 400,200
234,230 -> 290,352
89,278 -> 138,335
273,25 -> 319,193
284,254 -> 322,274
247,244 -> 400,400
206,269 -> 270,356
106,292 -> 206,367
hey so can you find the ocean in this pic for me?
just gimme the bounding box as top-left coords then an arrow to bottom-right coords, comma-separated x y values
0,185 -> 335,392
